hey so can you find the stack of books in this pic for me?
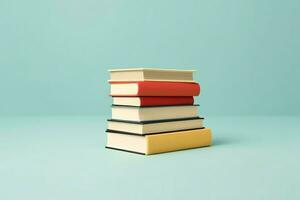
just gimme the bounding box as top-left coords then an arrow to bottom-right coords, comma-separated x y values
106,68 -> 212,155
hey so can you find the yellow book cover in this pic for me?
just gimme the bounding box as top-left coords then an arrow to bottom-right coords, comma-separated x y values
106,128 -> 212,155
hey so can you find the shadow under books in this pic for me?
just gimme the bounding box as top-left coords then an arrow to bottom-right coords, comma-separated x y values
212,135 -> 239,146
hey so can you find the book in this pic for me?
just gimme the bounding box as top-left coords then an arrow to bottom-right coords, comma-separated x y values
109,68 -> 195,82
111,105 -> 199,121
110,81 -> 200,96
106,128 -> 212,155
107,117 -> 204,135
112,96 -> 194,106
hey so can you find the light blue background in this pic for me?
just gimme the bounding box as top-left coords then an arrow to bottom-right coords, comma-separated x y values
1,1 -> 300,200
1,0 -> 300,116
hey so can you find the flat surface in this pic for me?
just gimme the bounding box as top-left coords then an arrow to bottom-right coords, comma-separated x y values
1,115 -> 299,200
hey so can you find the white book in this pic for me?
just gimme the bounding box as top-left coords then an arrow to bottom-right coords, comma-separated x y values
111,105 -> 199,121
109,68 -> 195,82
107,117 -> 204,135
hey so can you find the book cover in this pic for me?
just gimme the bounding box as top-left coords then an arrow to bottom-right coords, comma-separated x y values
110,81 -> 200,96
113,96 -> 194,106
111,104 -> 199,121
106,128 -> 212,155
109,68 -> 195,82
107,117 -> 204,135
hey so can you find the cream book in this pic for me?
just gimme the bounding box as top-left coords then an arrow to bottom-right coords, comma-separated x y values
109,68 -> 195,82
107,117 -> 204,135
112,97 -> 194,107
106,128 -> 212,155
111,105 -> 199,121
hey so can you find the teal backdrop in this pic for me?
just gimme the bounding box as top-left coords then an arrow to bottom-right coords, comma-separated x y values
1,2 -> 300,200
1,0 -> 299,115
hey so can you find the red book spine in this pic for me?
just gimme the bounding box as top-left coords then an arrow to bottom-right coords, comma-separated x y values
110,81 -> 200,96
140,97 -> 194,106
137,81 -> 200,96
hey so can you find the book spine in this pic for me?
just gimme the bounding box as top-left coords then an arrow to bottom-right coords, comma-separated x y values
140,97 -> 194,106
137,82 -> 200,96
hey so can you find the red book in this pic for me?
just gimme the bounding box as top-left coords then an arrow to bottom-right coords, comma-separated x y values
110,81 -> 200,97
113,96 -> 194,106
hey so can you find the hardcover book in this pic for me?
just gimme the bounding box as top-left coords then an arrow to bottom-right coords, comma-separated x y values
106,128 -> 212,155
110,81 -> 200,97
112,96 -> 194,106
109,68 -> 195,82
107,117 -> 203,135
111,105 -> 199,121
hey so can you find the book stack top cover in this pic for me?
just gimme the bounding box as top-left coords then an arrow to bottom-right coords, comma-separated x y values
106,68 -> 212,155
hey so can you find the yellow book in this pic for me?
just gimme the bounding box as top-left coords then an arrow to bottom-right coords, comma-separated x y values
106,128 -> 212,155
